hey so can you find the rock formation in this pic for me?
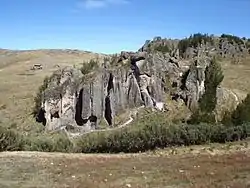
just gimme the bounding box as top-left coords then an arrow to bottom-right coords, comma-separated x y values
35,34 -> 250,134
139,34 -> 250,60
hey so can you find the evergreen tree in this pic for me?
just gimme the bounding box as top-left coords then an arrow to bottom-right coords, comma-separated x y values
199,57 -> 224,113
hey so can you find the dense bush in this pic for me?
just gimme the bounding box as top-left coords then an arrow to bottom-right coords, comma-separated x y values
26,133 -> 74,152
221,34 -> 244,45
0,126 -> 25,151
1,114 -> 250,154
189,57 -> 224,124
0,126 -> 73,153
178,33 -> 214,57
74,115 -> 250,153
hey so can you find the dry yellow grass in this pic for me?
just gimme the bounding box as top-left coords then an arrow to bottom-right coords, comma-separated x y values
221,56 -> 250,93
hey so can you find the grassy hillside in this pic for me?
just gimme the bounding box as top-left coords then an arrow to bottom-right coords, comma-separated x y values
220,56 -> 250,93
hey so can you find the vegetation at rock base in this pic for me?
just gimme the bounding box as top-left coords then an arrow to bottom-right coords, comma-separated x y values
1,110 -> 250,153
0,126 -> 25,152
25,133 -> 74,152
0,126 -> 74,152
32,72 -> 61,117
32,76 -> 50,117
74,119 -> 250,153
188,57 -> 224,124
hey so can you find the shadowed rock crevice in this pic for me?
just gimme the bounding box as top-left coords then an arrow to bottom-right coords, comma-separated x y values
107,73 -> 114,92
36,108 -> 46,126
89,115 -> 97,123
131,62 -> 140,82
104,73 -> 114,126
75,89 -> 85,126
89,115 -> 97,128
50,110 -> 59,121
104,96 -> 112,126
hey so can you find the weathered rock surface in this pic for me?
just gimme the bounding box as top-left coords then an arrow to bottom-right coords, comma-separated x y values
35,50 -> 185,132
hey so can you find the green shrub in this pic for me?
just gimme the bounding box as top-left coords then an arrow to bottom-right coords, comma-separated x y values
25,133 -> 73,153
221,110 -> 234,127
80,59 -> 99,75
1,130 -> 73,153
32,76 -> 50,116
188,111 -> 216,124
73,112 -> 250,153
0,126 -> 25,151
1,115 -> 250,154
154,44 -> 170,53
74,117 -> 250,153
26,136 -> 54,152
32,71 -> 62,117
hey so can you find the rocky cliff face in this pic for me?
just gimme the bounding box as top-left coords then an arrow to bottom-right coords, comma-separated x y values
35,34 -> 249,133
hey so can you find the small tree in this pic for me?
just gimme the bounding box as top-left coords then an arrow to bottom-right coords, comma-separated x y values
199,57 -> 224,113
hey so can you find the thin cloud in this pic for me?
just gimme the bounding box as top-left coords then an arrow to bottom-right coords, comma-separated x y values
84,0 -> 106,9
78,0 -> 129,9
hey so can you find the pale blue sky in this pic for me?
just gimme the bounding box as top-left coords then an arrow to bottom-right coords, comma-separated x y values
0,0 -> 250,53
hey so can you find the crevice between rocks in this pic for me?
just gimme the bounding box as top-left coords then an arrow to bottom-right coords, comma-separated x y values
36,108 -> 46,126
104,73 -> 114,126
75,88 -> 86,126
